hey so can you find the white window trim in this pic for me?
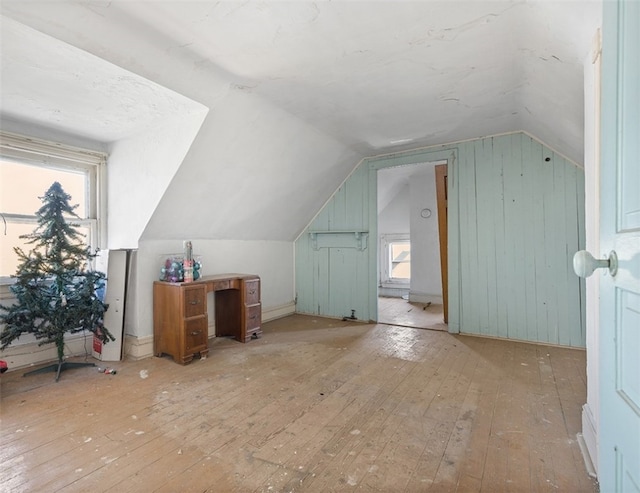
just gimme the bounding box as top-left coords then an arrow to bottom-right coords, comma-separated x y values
0,131 -> 107,284
379,233 -> 410,288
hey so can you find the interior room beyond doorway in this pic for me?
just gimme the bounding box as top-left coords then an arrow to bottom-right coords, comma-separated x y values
377,160 -> 446,329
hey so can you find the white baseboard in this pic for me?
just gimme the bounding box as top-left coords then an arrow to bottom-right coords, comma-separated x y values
378,287 -> 408,298
408,291 -> 443,305
124,334 -> 154,360
263,301 -> 296,322
580,404 -> 598,477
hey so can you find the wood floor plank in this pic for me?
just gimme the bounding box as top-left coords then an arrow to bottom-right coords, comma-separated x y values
479,434 -> 509,493
448,341 -> 501,489
305,365 -> 426,490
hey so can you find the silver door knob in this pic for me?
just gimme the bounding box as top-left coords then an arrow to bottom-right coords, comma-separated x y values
573,250 -> 618,278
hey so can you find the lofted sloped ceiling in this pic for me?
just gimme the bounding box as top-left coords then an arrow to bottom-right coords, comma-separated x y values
0,1 -> 601,244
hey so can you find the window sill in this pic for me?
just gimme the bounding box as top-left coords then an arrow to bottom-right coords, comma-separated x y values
0,281 -> 15,300
380,281 -> 410,289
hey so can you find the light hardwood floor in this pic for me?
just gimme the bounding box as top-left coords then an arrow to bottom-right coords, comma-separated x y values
378,297 -> 447,331
0,315 -> 597,492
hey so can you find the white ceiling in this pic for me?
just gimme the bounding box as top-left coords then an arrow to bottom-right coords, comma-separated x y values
1,0 -> 601,163
0,18 -> 201,143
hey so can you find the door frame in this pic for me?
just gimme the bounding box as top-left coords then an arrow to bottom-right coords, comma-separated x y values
580,26 -> 602,475
435,163 -> 448,323
367,148 -> 456,327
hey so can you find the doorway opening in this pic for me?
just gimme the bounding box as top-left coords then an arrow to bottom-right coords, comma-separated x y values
376,160 -> 447,330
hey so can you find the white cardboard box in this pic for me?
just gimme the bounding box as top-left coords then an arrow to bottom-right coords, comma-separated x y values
92,249 -> 129,361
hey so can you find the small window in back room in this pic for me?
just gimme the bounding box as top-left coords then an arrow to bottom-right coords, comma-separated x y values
380,234 -> 410,286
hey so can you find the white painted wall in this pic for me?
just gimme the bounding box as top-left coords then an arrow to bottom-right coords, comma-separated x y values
141,88 -> 360,243
378,184 -> 410,236
126,239 -> 295,343
409,165 -> 442,303
107,107 -> 208,249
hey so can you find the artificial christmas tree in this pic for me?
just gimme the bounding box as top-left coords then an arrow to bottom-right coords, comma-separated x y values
0,182 -> 113,381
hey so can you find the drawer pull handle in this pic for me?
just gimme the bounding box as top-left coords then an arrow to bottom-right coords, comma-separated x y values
190,330 -> 202,336
249,290 -> 256,295
189,300 -> 200,305
250,315 -> 257,320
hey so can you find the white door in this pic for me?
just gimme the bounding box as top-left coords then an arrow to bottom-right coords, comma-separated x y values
599,1 -> 640,491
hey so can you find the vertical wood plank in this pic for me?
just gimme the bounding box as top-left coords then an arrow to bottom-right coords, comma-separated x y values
521,135 -> 540,343
531,139 -> 550,344
463,139 -> 478,334
331,183 -> 347,230
316,248 -> 329,315
294,233 -> 310,313
492,135 -> 509,339
482,137 -> 500,336
547,152 -> 569,345
504,133 -> 527,341
564,164 -> 585,346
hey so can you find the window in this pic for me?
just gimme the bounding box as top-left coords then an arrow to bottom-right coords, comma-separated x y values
0,132 -> 106,282
380,234 -> 410,287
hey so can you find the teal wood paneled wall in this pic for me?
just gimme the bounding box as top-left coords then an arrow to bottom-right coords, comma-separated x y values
454,133 -> 585,346
295,132 -> 586,347
295,164 -> 372,319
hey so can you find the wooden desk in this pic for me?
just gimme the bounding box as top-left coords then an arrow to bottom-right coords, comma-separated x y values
153,274 -> 261,364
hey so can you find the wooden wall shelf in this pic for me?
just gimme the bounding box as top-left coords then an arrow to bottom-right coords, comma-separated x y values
309,230 -> 369,251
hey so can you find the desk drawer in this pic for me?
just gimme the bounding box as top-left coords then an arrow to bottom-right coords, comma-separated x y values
244,303 -> 262,341
211,279 -> 230,291
244,279 -> 260,305
183,286 -> 206,317
184,317 -> 207,351
245,304 -> 261,331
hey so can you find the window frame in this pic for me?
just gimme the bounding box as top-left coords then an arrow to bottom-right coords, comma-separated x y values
379,233 -> 411,288
0,131 -> 107,284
